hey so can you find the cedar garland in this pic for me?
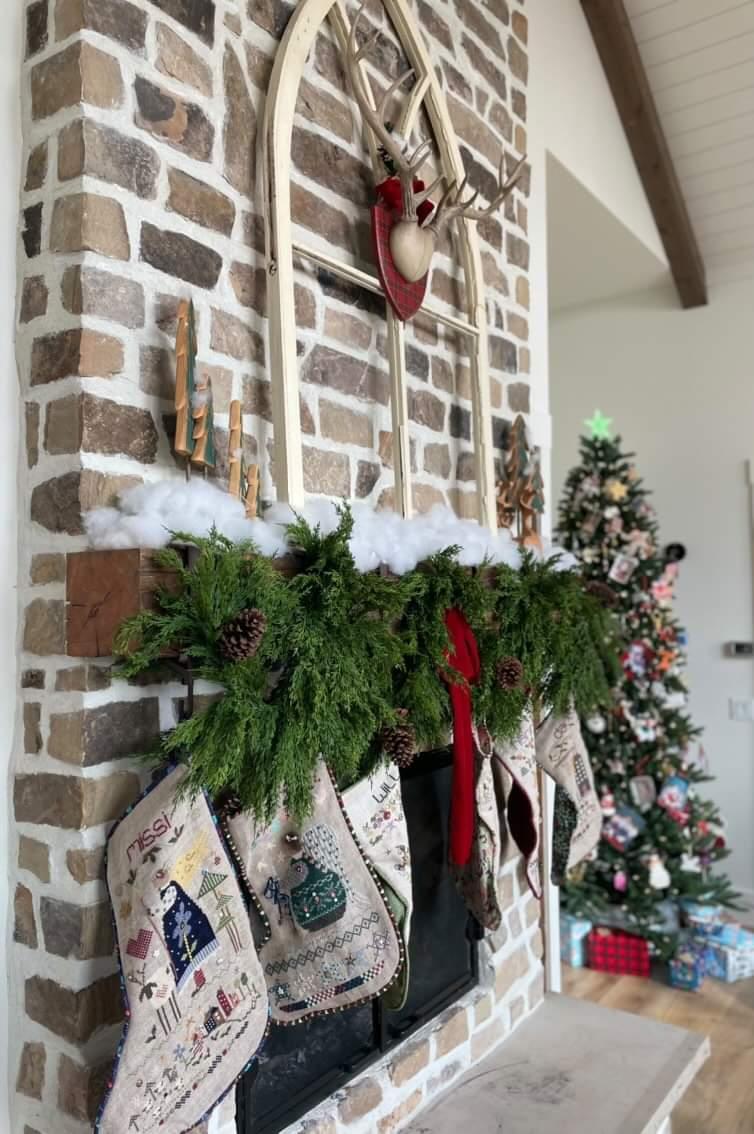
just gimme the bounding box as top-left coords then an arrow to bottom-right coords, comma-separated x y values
114,508 -> 622,820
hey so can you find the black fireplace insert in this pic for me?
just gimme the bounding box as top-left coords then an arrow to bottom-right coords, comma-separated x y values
237,748 -> 481,1133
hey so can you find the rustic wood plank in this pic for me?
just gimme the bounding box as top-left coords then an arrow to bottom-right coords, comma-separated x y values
65,547 -> 310,657
581,0 -> 708,309
406,993 -> 709,1134
66,549 -> 181,658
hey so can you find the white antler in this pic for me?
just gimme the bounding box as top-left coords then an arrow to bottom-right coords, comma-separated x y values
346,0 -> 442,220
344,0 -> 526,284
425,154 -> 527,237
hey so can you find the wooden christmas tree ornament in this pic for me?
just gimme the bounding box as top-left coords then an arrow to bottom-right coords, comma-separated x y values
245,464 -> 260,519
191,371 -> 216,471
174,298 -> 197,467
495,414 -> 545,549
228,399 -> 244,499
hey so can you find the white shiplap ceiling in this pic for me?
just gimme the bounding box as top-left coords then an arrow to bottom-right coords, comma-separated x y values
626,0 -> 754,289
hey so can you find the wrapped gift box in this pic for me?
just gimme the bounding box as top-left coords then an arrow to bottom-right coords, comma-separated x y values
587,927 -> 650,978
668,948 -> 705,991
710,923 -> 754,952
699,923 -> 754,983
560,913 -> 592,968
680,899 -> 723,937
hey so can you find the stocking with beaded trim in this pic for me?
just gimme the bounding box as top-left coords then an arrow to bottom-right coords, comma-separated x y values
97,766 -> 268,1134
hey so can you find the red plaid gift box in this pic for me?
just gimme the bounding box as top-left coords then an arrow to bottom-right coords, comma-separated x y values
587,927 -> 650,977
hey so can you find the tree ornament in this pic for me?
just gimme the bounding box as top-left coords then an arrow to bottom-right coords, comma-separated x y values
602,805 -> 645,851
629,775 -> 656,811
495,655 -> 524,691
657,775 -> 689,818
604,478 -> 628,502
624,528 -> 653,559
218,608 -> 267,662
586,713 -> 607,735
647,852 -> 671,890
599,787 -> 616,817
608,553 -> 639,584
381,711 -> 418,770
613,869 -> 628,893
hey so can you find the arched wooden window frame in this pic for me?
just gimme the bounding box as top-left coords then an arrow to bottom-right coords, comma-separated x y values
262,0 -> 497,531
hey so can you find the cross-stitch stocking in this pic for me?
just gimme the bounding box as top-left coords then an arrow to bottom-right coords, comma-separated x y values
535,707 -> 601,883
493,708 -> 541,898
451,725 -> 503,931
97,766 -> 269,1134
224,760 -> 404,1025
342,762 -> 413,1009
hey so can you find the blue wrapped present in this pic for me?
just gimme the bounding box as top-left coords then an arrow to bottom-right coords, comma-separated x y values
680,899 -> 722,937
711,923 -> 754,951
560,913 -> 592,968
701,923 -> 754,983
669,948 -> 705,991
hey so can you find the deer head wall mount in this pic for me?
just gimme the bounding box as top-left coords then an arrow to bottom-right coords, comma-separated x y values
347,0 -> 527,284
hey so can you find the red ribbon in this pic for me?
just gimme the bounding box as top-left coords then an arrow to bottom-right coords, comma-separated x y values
442,608 -> 481,866
376,176 -> 435,224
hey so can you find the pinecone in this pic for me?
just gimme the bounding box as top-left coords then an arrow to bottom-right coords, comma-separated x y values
496,656 -> 524,692
218,607 -> 267,662
585,579 -> 619,608
382,712 -> 418,770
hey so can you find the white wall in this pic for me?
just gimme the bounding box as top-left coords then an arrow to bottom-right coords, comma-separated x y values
550,278 -> 754,900
527,0 -> 670,501
1,0 -> 21,1127
530,0 -> 666,271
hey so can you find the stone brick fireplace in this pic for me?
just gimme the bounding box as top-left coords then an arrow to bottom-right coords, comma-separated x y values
12,0 -> 540,1131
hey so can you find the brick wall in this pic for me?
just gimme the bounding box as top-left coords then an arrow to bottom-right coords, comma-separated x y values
13,0 -> 536,1130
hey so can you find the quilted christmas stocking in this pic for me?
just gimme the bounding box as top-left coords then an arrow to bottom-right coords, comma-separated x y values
97,766 -> 269,1134
493,709 -> 541,898
535,707 -> 601,884
452,725 -> 503,931
224,760 -> 403,1025
342,762 -> 413,1010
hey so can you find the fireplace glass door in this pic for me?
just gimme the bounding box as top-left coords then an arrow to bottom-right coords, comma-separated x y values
237,749 -> 480,1133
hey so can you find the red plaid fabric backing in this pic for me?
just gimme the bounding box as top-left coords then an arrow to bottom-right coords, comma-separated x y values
371,202 -> 428,322
587,927 -> 650,977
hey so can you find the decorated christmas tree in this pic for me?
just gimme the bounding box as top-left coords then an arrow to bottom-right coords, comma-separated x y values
558,412 -> 738,957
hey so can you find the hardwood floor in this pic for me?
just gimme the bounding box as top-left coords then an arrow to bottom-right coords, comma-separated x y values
563,965 -> 754,1133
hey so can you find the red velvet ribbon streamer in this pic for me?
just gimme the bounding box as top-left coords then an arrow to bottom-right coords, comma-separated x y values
442,608 -> 481,867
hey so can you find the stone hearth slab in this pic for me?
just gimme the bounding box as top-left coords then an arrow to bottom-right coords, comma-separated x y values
405,993 -> 709,1134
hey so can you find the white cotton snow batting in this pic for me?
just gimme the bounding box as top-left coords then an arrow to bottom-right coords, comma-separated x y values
84,480 -> 574,575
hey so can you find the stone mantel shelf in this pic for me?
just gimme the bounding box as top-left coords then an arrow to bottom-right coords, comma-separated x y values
405,993 -> 709,1134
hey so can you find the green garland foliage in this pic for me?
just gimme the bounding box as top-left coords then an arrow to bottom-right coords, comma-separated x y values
478,553 -> 622,738
115,508 -> 621,820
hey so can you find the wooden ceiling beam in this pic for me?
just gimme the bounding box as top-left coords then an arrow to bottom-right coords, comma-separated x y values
580,0 -> 708,309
